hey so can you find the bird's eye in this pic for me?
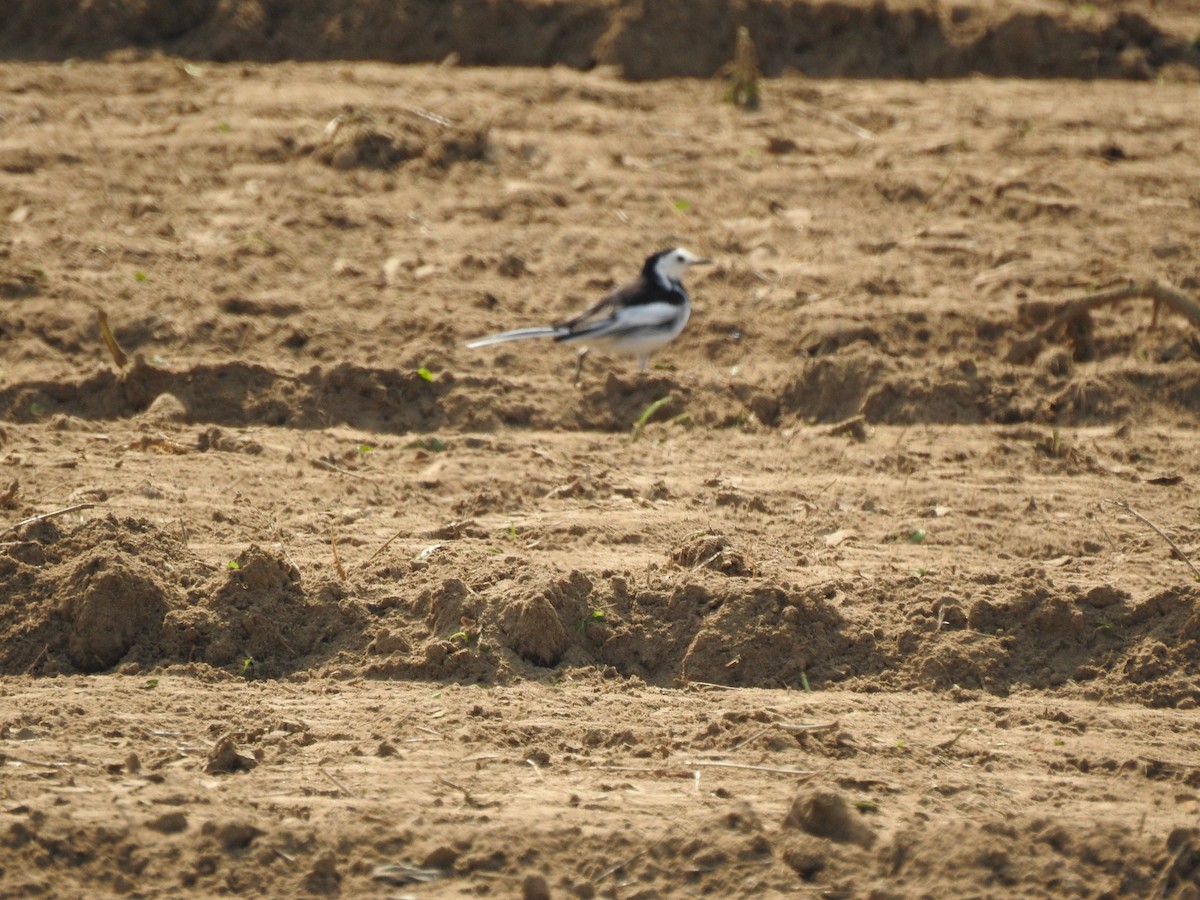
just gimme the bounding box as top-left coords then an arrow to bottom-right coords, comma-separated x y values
676,254 -> 685,261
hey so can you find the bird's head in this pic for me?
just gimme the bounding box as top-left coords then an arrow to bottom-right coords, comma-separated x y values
646,247 -> 711,285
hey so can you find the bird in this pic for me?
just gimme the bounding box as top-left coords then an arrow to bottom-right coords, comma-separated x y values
466,247 -> 711,374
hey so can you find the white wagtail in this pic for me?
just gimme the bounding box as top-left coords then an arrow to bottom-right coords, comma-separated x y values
466,247 -> 711,373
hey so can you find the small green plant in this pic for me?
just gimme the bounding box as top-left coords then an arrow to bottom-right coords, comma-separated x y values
357,443 -> 374,454
227,560 -> 241,571
1036,428 -> 1066,458
576,609 -> 608,635
448,631 -> 469,643
134,271 -> 147,282
31,267 -> 44,278
416,367 -> 434,382
240,657 -> 254,678
800,672 -> 812,692
632,395 -> 673,441
854,800 -> 879,813
406,437 -> 446,452
217,122 -> 232,133
507,521 -> 518,542
909,529 -> 928,544
142,678 -> 159,690
672,199 -> 692,212
720,26 -> 761,110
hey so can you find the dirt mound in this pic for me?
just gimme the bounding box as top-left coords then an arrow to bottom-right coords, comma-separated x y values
0,519 -> 365,678
310,108 -> 491,172
0,516 -> 192,674
2,493 -> 1197,706
3,0 -> 1199,81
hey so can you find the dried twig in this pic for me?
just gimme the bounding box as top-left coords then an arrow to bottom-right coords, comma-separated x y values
684,680 -> 739,691
1,754 -> 71,769
1070,281 -> 1200,330
364,528 -> 406,567
686,760 -> 816,776
595,837 -> 668,882
1107,498 -> 1200,582
96,308 -> 128,369
1009,279 -> 1200,363
438,777 -> 490,808
0,502 -> 96,539
312,458 -> 376,481
328,527 -> 347,581
22,643 -> 50,676
731,721 -> 838,752
318,767 -> 358,798
794,103 -> 877,140
934,726 -> 971,752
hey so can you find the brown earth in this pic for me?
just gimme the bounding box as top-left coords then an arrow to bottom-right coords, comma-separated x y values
3,2 -> 1200,897
3,0 -> 1200,81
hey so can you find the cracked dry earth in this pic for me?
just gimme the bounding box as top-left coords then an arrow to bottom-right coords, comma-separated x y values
1,55 -> 1200,899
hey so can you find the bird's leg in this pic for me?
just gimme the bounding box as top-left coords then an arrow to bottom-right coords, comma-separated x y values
573,347 -> 589,386
637,354 -> 649,374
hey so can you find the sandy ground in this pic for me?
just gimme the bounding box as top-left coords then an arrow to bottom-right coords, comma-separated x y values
1,48 -> 1200,899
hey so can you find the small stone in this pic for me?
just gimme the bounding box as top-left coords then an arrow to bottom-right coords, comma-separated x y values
422,845 -> 459,869
215,820 -> 262,851
304,850 -> 341,894
147,811 -> 188,834
783,789 -> 875,848
204,735 -> 257,775
522,873 -> 552,900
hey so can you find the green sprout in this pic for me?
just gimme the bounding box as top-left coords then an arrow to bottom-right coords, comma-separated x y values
631,395 -> 673,442
227,560 -> 241,571
134,271 -> 147,282
142,679 -> 159,690
416,367 -> 434,382
406,437 -> 446,452
241,657 -> 254,678
1036,428 -> 1066,458
909,529 -> 928,544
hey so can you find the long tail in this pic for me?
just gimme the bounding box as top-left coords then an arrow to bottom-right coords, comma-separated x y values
465,326 -> 566,349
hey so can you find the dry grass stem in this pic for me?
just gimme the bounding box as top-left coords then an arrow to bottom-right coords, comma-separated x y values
0,502 -> 97,539
318,767 -> 358,798
1107,498 -> 1200,582
328,526 -> 347,580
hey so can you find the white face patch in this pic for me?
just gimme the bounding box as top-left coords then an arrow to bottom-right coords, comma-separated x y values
654,248 -> 709,282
